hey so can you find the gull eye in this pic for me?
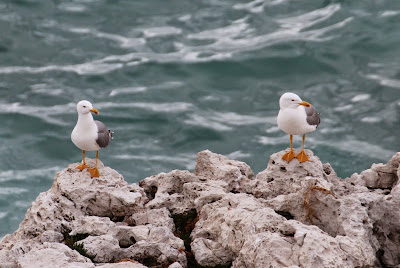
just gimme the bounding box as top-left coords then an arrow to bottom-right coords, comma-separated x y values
291,99 -> 295,101
83,106 -> 86,108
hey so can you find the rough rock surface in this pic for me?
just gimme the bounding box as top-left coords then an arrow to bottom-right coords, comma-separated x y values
1,151 -> 400,267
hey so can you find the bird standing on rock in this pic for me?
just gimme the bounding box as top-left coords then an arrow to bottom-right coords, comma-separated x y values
277,92 -> 320,163
71,100 -> 113,177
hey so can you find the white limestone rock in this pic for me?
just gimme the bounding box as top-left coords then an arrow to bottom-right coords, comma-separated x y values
139,170 -> 203,214
18,242 -> 94,268
245,150 -> 334,200
358,152 -> 400,189
51,160 -> 147,218
194,149 -> 254,191
98,263 -> 147,268
79,225 -> 186,265
190,150 -> 383,267
0,159 -> 184,268
168,262 -> 184,268
125,207 -> 175,231
2,150 -> 400,268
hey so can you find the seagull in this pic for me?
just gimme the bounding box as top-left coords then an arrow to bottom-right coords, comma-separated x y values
71,100 -> 113,177
277,92 -> 320,163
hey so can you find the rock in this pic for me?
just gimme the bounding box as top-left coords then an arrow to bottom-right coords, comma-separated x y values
139,168 -> 229,213
167,262 -> 184,268
194,149 -> 254,191
79,226 -> 185,265
0,159 -> 185,267
51,160 -> 147,218
139,170 -> 202,214
246,149 -> 333,199
1,151 -> 400,267
18,242 -> 94,268
359,152 -> 400,189
98,263 -> 147,268
125,207 -> 175,231
79,234 -> 120,263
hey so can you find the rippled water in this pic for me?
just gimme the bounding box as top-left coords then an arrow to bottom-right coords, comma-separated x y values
0,0 -> 399,238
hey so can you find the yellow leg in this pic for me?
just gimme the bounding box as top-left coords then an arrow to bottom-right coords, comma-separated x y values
296,134 -> 309,162
76,150 -> 89,170
282,135 -> 296,162
88,151 -> 100,178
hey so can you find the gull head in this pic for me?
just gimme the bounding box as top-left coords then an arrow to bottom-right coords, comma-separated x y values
279,92 -> 311,109
76,100 -> 99,115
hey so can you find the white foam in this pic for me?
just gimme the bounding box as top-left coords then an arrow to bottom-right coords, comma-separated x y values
96,101 -> 193,113
178,14 -> 192,22
226,150 -> 251,159
266,126 -> 281,133
361,116 -> 382,123
0,102 -> 76,126
381,10 -> 400,17
69,27 -> 91,34
325,139 -> 395,160
184,114 -> 233,131
351,94 -> 370,102
0,167 -> 61,183
152,81 -> 184,90
365,74 -> 400,89
109,87 -> 147,96
142,26 -> 182,38
277,4 -> 341,31
57,3 -> 87,12
258,136 -> 287,145
233,0 -> 265,13
90,31 -> 146,48
184,111 -> 270,132
333,104 -> 353,112
188,17 -> 251,40
0,187 -> 28,195
30,84 -> 65,96
0,212 -> 7,220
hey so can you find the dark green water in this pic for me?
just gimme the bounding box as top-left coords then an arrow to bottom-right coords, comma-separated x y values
0,0 -> 399,238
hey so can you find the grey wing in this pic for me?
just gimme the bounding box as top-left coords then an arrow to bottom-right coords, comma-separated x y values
95,120 -> 113,148
305,105 -> 320,127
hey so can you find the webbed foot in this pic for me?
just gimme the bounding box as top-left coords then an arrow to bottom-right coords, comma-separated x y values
282,150 -> 296,162
88,167 -> 99,178
76,164 -> 89,170
296,150 -> 309,162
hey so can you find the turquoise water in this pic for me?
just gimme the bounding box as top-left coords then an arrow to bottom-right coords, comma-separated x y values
0,0 -> 399,238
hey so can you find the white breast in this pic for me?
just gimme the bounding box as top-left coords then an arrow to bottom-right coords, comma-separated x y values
277,106 -> 317,135
71,114 -> 100,151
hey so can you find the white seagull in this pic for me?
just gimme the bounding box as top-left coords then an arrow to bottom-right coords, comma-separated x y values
277,92 -> 320,163
71,100 -> 113,177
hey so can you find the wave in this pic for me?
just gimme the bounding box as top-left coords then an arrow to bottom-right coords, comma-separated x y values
0,4 -> 352,75
0,167 -> 61,183
0,100 -> 194,126
184,111 -> 271,131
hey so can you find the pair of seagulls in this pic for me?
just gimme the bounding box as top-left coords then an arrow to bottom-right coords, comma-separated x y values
71,93 -> 319,178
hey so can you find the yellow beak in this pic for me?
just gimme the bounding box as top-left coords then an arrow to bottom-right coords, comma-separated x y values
90,108 -> 99,114
298,101 -> 311,107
